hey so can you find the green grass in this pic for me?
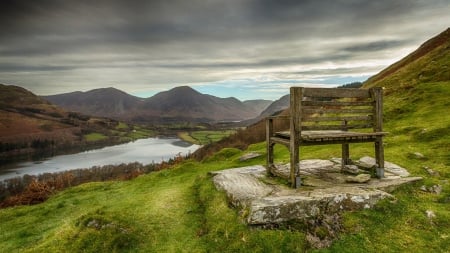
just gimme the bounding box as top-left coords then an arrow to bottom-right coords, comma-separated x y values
84,132 -> 108,142
1,82 -> 449,252
179,130 -> 236,145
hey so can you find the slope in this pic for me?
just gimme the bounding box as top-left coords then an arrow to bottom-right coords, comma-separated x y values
140,86 -> 257,122
44,87 -> 143,119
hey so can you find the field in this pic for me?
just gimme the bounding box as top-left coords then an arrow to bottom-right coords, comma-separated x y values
178,130 -> 236,145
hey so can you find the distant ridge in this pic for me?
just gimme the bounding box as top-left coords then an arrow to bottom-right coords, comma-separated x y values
45,86 -> 263,123
44,87 -> 143,118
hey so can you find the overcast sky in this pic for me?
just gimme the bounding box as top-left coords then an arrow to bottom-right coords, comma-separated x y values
0,0 -> 449,100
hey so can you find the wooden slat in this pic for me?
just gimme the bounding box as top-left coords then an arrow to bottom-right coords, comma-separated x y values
293,87 -> 370,98
270,137 -> 291,147
301,124 -> 373,131
302,108 -> 373,114
275,130 -> 387,140
302,115 -> 372,122
302,100 -> 373,106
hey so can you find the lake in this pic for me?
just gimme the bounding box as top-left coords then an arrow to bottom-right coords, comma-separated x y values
0,137 -> 200,181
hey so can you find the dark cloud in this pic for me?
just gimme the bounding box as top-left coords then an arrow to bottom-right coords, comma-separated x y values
0,0 -> 449,99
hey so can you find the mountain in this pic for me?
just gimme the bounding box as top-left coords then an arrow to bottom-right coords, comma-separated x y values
139,86 -> 257,122
44,87 -> 143,119
243,99 -> 273,115
258,94 -> 289,117
45,86 -> 262,123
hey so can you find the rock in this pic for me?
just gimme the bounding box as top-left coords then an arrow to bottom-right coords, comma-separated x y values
342,165 -> 363,175
364,177 -> 423,193
239,152 -> 262,161
423,166 -> 440,177
330,158 -> 342,164
419,184 -> 442,194
345,174 -> 371,183
413,152 -> 425,159
426,210 -> 436,219
420,185 -> 428,192
247,186 -> 393,225
211,165 -> 273,207
430,185 -> 442,194
357,156 -> 410,177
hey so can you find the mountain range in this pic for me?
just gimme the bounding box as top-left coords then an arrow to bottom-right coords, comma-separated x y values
44,86 -> 273,123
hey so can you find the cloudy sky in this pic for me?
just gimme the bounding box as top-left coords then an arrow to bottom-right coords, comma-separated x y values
0,0 -> 449,100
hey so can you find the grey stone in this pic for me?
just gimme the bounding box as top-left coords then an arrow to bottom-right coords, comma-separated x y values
364,177 -> 423,193
345,174 -> 371,183
413,152 -> 425,159
357,156 -> 410,177
239,152 -> 262,161
211,165 -> 272,207
423,167 -> 440,177
247,186 -> 393,225
426,210 -> 436,219
430,185 -> 442,194
342,165 -> 363,174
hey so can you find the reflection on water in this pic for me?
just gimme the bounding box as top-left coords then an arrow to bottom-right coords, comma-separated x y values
0,137 -> 200,181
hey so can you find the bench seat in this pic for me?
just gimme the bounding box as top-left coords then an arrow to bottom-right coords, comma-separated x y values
274,130 -> 387,144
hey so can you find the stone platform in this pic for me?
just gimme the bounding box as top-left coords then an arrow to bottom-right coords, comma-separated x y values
210,157 -> 422,225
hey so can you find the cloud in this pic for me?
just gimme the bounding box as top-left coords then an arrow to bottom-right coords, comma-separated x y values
0,0 -> 449,99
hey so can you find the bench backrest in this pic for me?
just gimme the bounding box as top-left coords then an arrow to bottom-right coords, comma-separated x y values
290,87 -> 383,132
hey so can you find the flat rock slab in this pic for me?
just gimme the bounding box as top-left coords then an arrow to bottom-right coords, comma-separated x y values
210,158 -> 422,226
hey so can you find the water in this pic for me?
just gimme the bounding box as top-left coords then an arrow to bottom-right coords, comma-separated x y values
0,137 -> 200,181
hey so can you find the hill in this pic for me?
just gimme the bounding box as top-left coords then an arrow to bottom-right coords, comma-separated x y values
364,28 -> 450,90
140,86 -> 257,122
258,94 -> 289,117
44,87 -> 143,119
46,86 -> 262,123
0,84 -> 153,160
242,99 -> 273,115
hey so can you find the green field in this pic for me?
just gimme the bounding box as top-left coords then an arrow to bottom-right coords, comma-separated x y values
178,130 -> 236,145
84,132 -> 108,142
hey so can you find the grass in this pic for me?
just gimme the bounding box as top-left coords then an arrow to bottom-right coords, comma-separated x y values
1,82 -> 449,252
84,132 -> 108,142
179,130 -> 236,145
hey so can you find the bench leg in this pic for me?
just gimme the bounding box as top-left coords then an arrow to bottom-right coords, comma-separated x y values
341,143 -> 350,170
266,118 -> 274,175
375,137 -> 385,178
290,144 -> 300,188
267,142 -> 274,176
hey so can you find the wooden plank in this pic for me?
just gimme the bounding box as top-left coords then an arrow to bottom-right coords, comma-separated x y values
270,137 -> 291,147
301,124 -> 373,131
293,87 -> 370,98
302,108 -> 373,114
302,100 -> 373,106
302,115 -> 372,122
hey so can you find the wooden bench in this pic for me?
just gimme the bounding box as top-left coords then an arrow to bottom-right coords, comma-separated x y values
266,87 -> 387,188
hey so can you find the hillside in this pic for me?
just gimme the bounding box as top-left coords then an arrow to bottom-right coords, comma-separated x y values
46,86 -> 262,123
44,87 -> 143,119
140,86 -> 257,122
364,28 -> 450,90
258,94 -> 289,117
243,99 -> 273,115
0,84 -> 153,159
